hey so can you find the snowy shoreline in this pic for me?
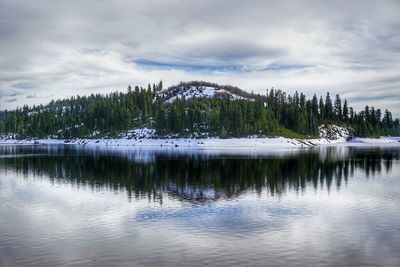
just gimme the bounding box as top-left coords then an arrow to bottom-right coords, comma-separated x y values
2,125 -> 399,149
1,136 -> 399,149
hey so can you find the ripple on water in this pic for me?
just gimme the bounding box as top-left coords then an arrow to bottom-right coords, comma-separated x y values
1,146 -> 400,266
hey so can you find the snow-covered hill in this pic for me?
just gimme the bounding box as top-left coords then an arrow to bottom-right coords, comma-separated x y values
156,81 -> 258,103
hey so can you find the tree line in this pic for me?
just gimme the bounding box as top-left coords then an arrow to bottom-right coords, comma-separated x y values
0,81 -> 399,138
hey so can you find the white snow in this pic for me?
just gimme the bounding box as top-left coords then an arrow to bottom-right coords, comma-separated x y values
27,111 -> 38,117
118,128 -> 156,139
318,124 -> 350,140
159,85 -> 249,103
88,130 -> 101,137
1,135 -> 399,149
306,124 -> 351,146
350,136 -> 400,144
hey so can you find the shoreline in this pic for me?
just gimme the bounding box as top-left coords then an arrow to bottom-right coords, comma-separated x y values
1,136 -> 399,149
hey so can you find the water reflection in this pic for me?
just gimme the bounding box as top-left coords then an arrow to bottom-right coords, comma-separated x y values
0,145 -> 398,203
1,145 -> 400,266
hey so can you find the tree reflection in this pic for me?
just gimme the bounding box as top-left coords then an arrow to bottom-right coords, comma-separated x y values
0,146 -> 399,203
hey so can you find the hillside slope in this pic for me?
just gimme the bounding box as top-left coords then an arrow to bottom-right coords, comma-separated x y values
156,81 -> 258,103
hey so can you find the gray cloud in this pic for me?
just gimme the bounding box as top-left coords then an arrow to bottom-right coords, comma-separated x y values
25,93 -> 54,99
6,98 -> 17,103
182,40 -> 286,66
12,82 -> 35,89
0,89 -> 24,99
0,0 -> 399,117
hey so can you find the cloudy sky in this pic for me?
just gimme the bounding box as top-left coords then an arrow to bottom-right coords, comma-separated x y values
1,0 -> 399,116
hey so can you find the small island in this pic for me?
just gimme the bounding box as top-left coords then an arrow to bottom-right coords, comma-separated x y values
1,81 -> 399,148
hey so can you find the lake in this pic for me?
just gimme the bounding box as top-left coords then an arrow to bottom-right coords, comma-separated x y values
1,145 -> 399,266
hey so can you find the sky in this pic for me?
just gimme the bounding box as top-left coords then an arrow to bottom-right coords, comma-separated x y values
0,0 -> 399,117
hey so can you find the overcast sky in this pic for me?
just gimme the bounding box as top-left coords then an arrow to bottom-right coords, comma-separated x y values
1,0 -> 399,116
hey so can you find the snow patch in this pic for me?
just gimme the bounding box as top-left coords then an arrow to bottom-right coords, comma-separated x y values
350,136 -> 400,144
118,128 -> 156,139
158,85 -> 250,103
318,124 -> 350,141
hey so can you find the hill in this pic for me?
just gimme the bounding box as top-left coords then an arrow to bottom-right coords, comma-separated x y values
0,81 -> 399,139
156,81 -> 258,103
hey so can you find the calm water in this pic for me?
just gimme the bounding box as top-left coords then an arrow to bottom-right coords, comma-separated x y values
0,145 -> 400,266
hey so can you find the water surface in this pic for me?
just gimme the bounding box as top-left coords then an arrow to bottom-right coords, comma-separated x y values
1,145 -> 399,266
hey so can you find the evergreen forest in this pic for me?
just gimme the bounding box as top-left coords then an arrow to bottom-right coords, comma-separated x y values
0,81 -> 399,139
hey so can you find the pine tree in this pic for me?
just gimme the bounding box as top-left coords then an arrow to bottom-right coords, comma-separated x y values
364,106 -> 370,122
349,107 -> 354,122
342,99 -> 349,122
311,94 -> 319,117
383,109 -> 393,128
325,92 -> 333,120
334,94 -> 342,120
319,96 -> 325,119
375,109 -> 382,124
158,80 -> 163,91
300,93 -> 306,109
